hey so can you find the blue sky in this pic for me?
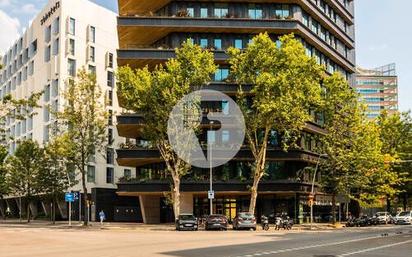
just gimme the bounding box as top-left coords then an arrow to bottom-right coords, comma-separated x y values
0,0 -> 411,111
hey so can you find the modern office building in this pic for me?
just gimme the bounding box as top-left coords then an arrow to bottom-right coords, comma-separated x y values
0,0 -> 133,221
114,0 -> 356,223
355,63 -> 398,119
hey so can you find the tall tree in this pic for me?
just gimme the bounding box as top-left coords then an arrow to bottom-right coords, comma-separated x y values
38,136 -> 73,224
0,145 -> 8,203
377,111 -> 412,211
4,140 -> 44,222
55,68 -> 108,225
228,33 -> 323,214
117,40 -> 216,218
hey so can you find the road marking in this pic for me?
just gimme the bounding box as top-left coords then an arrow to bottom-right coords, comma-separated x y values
337,239 -> 412,257
233,234 -> 406,257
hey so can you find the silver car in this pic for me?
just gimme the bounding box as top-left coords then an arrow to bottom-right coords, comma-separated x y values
233,212 -> 257,230
395,211 -> 412,225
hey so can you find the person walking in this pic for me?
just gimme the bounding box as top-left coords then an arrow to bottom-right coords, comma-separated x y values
99,210 -> 106,226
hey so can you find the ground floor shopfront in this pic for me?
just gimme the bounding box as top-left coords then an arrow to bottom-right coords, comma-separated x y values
107,180 -> 347,224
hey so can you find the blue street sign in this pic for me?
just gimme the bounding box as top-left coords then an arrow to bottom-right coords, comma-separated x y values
65,192 -> 74,202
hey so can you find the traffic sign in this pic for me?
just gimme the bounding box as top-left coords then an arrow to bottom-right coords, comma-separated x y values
208,190 -> 214,199
73,192 -> 79,200
65,192 -> 74,202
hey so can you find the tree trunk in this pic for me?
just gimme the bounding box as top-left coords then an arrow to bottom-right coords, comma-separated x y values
26,200 -> 31,223
172,178 -> 181,220
249,178 -> 260,214
81,169 -> 88,226
52,197 -> 56,225
331,194 -> 336,225
386,196 -> 391,213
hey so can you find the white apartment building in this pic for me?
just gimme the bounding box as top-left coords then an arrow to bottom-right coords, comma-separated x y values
0,0 -> 133,210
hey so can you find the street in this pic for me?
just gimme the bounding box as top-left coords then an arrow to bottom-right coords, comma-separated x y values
0,224 -> 411,257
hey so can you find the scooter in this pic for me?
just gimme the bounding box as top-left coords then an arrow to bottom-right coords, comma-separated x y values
261,215 -> 269,231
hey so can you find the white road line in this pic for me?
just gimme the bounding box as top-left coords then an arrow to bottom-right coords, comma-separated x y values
337,239 -> 412,257
233,234 -> 406,257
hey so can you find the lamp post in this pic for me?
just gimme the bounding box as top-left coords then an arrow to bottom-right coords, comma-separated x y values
310,153 -> 328,229
209,121 -> 214,216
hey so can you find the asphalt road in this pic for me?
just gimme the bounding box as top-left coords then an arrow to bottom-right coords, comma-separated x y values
0,223 -> 411,257
164,226 -> 412,257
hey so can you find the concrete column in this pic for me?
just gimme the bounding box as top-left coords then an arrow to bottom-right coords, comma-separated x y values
41,201 -> 51,217
57,200 -> 68,219
29,202 -> 38,218
0,200 -> 5,218
139,195 -> 160,224
179,193 -> 194,214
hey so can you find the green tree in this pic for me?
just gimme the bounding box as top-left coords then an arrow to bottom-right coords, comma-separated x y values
0,145 -> 8,205
55,68 -> 108,225
377,111 -> 412,211
228,33 -> 323,214
4,140 -> 44,222
38,136 -> 73,224
117,40 -> 216,218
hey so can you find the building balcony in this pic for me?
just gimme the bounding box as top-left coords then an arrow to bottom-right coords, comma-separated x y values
118,0 -> 354,25
116,146 -> 321,167
117,17 -> 354,72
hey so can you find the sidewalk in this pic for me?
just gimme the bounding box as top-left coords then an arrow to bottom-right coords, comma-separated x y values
0,219 -> 340,231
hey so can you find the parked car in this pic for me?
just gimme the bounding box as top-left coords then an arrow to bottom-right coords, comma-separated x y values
372,212 -> 393,224
205,214 -> 228,230
233,212 -> 256,230
354,215 -> 372,227
395,211 -> 412,225
176,214 -> 198,231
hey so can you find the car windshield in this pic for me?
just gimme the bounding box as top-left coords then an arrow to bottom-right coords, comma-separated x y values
179,215 -> 195,220
239,213 -> 254,218
398,212 -> 411,216
209,215 -> 225,219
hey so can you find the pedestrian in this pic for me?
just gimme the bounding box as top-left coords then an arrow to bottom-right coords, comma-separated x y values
99,210 -> 106,226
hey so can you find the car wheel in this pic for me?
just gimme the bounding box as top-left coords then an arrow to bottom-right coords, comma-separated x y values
253,227 -> 256,231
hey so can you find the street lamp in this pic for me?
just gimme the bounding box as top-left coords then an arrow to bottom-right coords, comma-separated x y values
209,121 -> 214,216
310,153 -> 328,229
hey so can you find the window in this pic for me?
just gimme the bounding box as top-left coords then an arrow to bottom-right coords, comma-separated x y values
45,25 -> 51,43
214,5 -> 228,18
44,45 -> 51,62
52,79 -> 59,97
222,100 -> 229,115
44,84 -> 50,102
248,5 -> 263,19
28,61 -> 34,76
87,165 -> 95,183
200,8 -> 208,18
108,128 -> 113,144
69,17 -> 75,35
43,125 -> 49,143
108,90 -> 113,106
88,65 -> 96,74
106,148 -> 114,164
53,17 -> 59,34
222,130 -> 230,143
234,39 -> 243,49
106,167 -> 114,184
200,38 -> 208,48
214,68 -> 229,81
108,53 -> 114,68
124,169 -> 132,179
214,39 -> 222,50
302,12 -> 309,26
108,110 -> 113,125
44,105 -> 50,122
69,39 -> 75,55
186,7 -> 194,17
274,4 -> 290,18
89,26 -> 96,43
68,59 -> 76,76
311,20 -> 319,34
107,71 -> 114,87
53,38 -> 59,55
89,46 -> 95,62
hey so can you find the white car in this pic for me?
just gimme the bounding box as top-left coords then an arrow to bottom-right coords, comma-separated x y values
395,211 -> 412,225
374,212 -> 392,224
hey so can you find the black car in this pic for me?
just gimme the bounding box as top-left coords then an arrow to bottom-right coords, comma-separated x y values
205,214 -> 228,230
176,214 -> 198,231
